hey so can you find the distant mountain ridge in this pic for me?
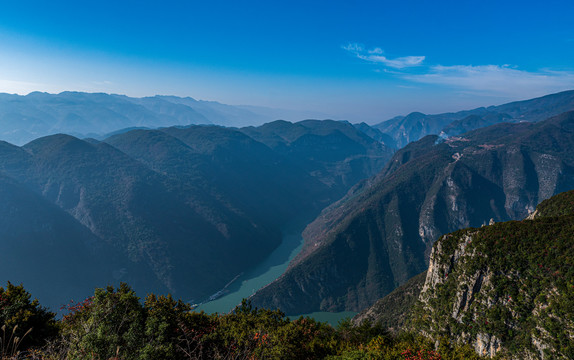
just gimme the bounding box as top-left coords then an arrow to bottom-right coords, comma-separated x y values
375,90 -> 574,148
0,92 -> 332,145
241,120 -> 392,193
4,89 -> 573,148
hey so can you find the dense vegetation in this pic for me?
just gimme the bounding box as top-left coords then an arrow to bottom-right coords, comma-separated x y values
532,189 -> 574,218
0,282 -> 484,360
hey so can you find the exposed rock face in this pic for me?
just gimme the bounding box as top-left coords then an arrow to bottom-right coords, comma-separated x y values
416,232 -> 503,356
410,191 -> 574,359
250,111 -> 574,315
474,332 -> 502,358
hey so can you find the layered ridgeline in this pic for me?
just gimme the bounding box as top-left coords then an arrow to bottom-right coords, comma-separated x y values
0,120 -> 391,310
241,120 -> 391,194
0,92 -> 329,145
250,111 -> 574,314
375,90 -> 574,148
3,89 -> 574,148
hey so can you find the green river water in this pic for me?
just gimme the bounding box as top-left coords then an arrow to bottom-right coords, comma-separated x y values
196,231 -> 356,326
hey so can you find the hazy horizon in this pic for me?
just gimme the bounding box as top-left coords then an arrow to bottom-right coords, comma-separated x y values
6,89 -> 571,126
1,0 -> 574,123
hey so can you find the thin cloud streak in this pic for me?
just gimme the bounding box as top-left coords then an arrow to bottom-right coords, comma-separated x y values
343,43 -> 425,69
404,65 -> 574,97
343,43 -> 574,99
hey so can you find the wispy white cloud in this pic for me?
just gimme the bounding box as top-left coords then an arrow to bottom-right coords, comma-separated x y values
343,43 -> 425,69
344,43 -> 574,98
342,43 -> 363,53
404,64 -> 574,97
361,54 -> 425,69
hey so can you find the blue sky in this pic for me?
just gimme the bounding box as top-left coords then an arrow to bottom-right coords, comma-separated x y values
1,0 -> 573,122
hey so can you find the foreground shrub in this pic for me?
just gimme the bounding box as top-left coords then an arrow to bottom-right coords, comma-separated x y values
59,283 -> 145,359
0,282 -> 57,355
2,283 -> 493,359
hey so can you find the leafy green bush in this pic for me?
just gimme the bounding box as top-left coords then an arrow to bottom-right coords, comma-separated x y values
0,282 -> 57,353
59,283 -> 145,359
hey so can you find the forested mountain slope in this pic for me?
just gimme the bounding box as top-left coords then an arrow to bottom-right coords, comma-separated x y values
0,172 -> 116,309
241,120 -> 392,198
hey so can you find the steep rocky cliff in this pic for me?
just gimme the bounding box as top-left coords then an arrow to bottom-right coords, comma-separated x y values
409,190 -> 574,359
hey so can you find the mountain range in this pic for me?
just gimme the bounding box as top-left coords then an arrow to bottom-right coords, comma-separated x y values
0,92 -> 330,145
0,119 -> 390,310
374,90 -> 574,149
1,88 -> 574,341
250,109 -> 574,314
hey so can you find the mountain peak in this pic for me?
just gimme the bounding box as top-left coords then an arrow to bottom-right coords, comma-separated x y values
23,134 -> 94,154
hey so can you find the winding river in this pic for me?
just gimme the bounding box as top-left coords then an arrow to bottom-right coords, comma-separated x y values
196,232 -> 303,314
196,230 -> 356,326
